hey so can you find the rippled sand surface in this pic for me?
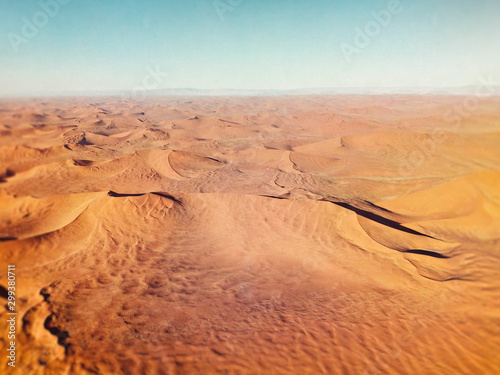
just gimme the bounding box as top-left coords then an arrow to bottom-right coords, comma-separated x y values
1,95 -> 499,374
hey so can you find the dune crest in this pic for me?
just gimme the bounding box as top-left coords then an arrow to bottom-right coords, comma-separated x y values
0,95 -> 499,374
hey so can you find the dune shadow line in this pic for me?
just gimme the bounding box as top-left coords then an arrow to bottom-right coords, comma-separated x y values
330,201 -> 437,239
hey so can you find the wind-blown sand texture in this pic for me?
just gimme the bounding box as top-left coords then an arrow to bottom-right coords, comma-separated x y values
0,95 -> 499,374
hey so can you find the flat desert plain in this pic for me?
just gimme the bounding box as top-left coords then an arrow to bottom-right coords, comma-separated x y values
0,95 -> 499,374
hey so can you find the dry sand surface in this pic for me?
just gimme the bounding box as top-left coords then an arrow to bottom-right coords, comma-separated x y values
0,95 -> 499,374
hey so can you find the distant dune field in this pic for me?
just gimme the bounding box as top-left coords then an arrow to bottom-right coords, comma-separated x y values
1,95 -> 499,374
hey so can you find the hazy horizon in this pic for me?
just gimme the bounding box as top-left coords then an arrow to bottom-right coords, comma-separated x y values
4,85 -> 500,100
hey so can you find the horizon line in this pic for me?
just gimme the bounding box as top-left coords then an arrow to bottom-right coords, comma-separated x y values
2,85 -> 499,99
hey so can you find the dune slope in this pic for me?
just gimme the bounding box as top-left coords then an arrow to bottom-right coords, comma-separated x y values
0,95 -> 499,374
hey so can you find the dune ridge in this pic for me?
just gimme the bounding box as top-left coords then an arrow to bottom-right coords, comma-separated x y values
0,95 -> 499,374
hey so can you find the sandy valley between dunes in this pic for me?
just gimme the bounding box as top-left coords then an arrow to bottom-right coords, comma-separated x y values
0,95 -> 499,374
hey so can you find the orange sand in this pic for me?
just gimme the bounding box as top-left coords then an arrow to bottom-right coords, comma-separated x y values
0,95 -> 499,374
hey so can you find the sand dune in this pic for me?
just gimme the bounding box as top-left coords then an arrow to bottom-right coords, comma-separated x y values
0,95 -> 499,374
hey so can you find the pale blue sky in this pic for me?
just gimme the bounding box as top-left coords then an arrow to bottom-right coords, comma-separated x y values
0,0 -> 499,96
